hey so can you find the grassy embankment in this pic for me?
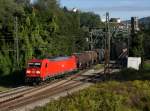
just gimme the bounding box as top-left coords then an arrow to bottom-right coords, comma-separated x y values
0,86 -> 9,92
33,62 -> 150,111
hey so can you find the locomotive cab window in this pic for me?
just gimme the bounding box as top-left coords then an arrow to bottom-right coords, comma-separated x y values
28,62 -> 41,68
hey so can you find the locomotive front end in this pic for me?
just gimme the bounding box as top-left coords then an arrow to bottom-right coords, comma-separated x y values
25,60 -> 43,83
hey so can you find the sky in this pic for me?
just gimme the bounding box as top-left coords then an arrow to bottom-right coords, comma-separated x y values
60,0 -> 150,20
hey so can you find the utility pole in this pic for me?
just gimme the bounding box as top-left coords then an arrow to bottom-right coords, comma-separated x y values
104,12 -> 110,74
14,16 -> 19,69
88,28 -> 94,50
127,22 -> 130,56
90,30 -> 93,50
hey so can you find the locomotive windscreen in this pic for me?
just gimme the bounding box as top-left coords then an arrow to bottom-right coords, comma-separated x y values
28,62 -> 41,68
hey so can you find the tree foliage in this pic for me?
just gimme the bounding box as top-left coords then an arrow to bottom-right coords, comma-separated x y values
141,23 -> 150,59
0,0 -> 101,76
129,32 -> 144,57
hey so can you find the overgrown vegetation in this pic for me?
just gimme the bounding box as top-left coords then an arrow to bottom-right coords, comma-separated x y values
140,21 -> 150,59
33,64 -> 150,111
129,18 -> 144,62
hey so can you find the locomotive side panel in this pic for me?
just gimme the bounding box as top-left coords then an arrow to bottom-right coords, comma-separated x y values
45,56 -> 77,79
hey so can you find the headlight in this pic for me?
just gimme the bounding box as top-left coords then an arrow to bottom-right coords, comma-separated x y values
26,70 -> 31,74
36,71 -> 40,74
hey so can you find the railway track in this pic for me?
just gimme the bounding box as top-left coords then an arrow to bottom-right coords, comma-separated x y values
0,86 -> 27,95
0,86 -> 32,98
0,69 -> 89,111
2,80 -> 84,111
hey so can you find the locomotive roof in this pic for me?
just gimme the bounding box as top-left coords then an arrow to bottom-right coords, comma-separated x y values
48,56 -> 71,61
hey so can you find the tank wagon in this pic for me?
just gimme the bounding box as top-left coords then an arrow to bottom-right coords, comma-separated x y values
73,50 -> 99,69
73,52 -> 91,69
84,51 -> 98,64
94,49 -> 105,63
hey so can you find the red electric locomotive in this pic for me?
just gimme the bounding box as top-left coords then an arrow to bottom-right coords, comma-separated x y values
25,56 -> 77,83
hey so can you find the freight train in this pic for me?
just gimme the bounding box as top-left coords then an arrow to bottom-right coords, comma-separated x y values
25,50 -> 103,84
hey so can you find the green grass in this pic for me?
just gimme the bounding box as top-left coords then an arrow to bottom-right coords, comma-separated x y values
93,64 -> 104,70
33,80 -> 150,111
33,62 -> 150,111
0,86 -> 9,92
144,61 -> 150,70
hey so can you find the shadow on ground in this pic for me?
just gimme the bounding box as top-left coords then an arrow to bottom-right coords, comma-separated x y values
0,69 -> 26,88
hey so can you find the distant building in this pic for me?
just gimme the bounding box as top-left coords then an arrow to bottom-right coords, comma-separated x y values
72,8 -> 78,13
117,18 -> 121,23
118,23 -> 126,29
101,18 -> 106,22
110,18 -> 121,23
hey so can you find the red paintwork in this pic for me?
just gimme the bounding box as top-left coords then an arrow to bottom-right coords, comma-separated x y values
26,56 -> 77,81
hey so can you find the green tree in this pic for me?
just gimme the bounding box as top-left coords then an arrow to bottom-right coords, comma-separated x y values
79,12 -> 101,28
0,0 -> 102,76
130,32 -> 144,57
